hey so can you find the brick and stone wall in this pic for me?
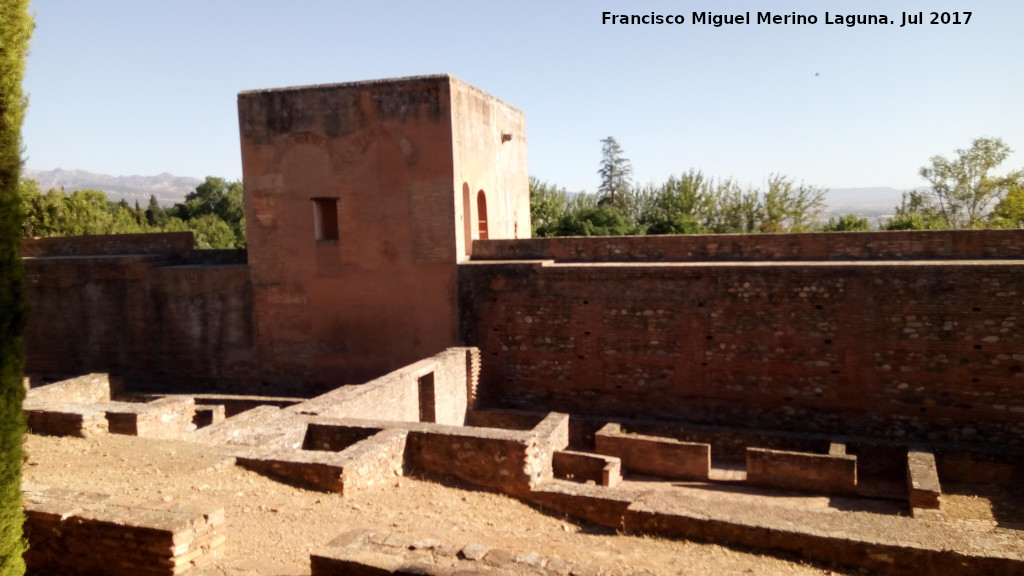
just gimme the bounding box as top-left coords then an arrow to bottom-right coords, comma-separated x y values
459,230 -> 1024,449
22,232 -> 194,258
471,229 -> 1024,262
23,486 -> 225,575
22,235 -> 258,393
238,75 -> 529,393
24,373 -> 112,403
292,348 -> 476,425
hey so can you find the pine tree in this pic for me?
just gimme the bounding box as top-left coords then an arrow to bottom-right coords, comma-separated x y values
0,1 -> 33,574
596,136 -> 633,209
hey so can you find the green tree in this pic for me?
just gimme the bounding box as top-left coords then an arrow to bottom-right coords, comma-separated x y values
704,179 -> 760,233
919,137 -> 1015,229
639,171 -> 711,234
822,214 -> 872,232
882,190 -> 945,230
553,205 -> 637,236
189,214 -> 239,249
0,1 -> 33,574
529,177 -> 570,237
182,177 -> 245,246
60,190 -> 117,235
989,172 -> 1024,229
596,136 -> 633,209
760,175 -> 826,233
145,194 -> 169,228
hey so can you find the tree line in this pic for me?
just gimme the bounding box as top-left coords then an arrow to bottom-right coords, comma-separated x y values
531,136 -> 1024,237
19,176 -> 245,249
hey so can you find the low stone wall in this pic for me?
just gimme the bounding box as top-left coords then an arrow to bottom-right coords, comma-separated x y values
23,486 -> 225,575
746,447 -> 857,495
103,397 -> 197,438
595,423 -> 710,480
25,403 -> 108,437
24,373 -> 112,403
405,425 -> 540,495
25,393 -> 197,440
291,348 -> 476,426
237,429 -> 408,495
907,450 -> 943,519
525,479 -> 1024,576
552,450 -> 622,487
531,412 -> 570,484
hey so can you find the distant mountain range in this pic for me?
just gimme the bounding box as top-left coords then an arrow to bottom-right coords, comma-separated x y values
23,168 -> 202,206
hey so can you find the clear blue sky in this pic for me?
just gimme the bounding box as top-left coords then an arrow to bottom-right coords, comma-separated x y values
21,0 -> 1024,193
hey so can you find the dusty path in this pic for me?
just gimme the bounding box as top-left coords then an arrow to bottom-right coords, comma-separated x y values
21,433 -> 859,576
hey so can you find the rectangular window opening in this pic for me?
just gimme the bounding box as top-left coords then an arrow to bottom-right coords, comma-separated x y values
417,372 -> 436,423
312,198 -> 339,242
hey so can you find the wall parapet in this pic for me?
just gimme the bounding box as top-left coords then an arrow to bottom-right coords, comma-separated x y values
471,229 -> 1024,263
22,232 -> 194,258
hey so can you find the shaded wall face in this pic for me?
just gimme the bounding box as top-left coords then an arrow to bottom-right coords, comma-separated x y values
23,256 -> 257,392
238,78 -> 462,393
459,234 -> 1024,449
451,79 -> 530,260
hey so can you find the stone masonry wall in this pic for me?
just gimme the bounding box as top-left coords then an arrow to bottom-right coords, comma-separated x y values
292,347 -> 475,425
459,231 -> 1024,449
23,486 -> 225,575
472,229 -> 1024,262
22,232 -> 194,258
23,235 -> 258,393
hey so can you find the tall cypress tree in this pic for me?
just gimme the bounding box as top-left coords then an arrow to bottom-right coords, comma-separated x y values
0,1 -> 34,574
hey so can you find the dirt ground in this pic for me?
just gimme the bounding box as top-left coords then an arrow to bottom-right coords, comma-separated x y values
21,433 -> 864,576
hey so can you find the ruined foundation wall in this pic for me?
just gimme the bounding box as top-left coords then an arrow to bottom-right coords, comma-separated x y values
292,348 -> 474,425
459,231 -> 1024,448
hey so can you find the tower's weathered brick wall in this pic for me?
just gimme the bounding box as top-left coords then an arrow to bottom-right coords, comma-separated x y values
237,75 -> 528,393
459,230 -> 1024,448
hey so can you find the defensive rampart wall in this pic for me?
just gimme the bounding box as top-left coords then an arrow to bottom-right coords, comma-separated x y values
471,229 -> 1024,262
22,233 -> 259,393
459,230 -> 1024,448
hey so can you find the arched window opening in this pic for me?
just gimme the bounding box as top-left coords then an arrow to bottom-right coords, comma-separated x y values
462,183 -> 472,255
477,190 -> 489,240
